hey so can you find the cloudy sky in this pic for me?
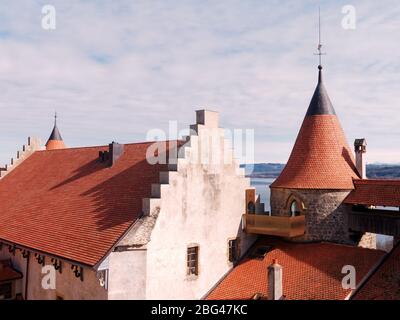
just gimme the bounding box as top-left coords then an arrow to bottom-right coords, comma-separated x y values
0,0 -> 399,165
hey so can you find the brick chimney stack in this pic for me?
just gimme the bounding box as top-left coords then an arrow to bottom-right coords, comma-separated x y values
354,139 -> 367,179
268,258 -> 283,300
109,142 -> 124,166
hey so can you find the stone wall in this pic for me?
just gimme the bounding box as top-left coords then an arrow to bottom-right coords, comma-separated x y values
270,187 -> 353,244
358,233 -> 377,250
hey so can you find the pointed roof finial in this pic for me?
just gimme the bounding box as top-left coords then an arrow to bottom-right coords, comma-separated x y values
46,112 -> 66,150
314,7 -> 326,71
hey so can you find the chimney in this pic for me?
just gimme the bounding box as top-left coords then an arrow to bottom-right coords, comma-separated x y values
109,142 -> 124,166
268,259 -> 283,300
99,142 -> 124,166
354,138 -> 367,179
196,109 -> 219,128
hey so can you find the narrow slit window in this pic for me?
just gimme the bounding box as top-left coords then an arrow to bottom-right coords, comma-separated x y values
187,246 -> 199,276
228,239 -> 240,263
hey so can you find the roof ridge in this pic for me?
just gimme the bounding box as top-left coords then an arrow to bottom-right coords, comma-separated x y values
354,179 -> 400,184
320,241 -> 385,253
38,139 -> 184,153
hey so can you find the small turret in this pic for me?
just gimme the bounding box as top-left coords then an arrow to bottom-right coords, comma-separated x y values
46,113 -> 66,150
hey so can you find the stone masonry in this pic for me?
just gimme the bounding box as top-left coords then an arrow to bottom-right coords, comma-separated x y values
271,187 -> 353,244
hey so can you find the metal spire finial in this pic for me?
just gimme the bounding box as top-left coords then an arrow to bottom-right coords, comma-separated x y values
54,111 -> 57,126
314,7 -> 326,69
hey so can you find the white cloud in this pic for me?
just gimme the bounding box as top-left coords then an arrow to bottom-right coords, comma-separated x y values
0,0 -> 399,165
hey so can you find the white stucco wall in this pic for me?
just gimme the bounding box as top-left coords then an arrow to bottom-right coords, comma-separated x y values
144,111 -> 256,299
108,250 -> 147,300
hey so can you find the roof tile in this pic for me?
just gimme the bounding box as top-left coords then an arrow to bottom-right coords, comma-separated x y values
0,141 -> 176,266
207,237 -> 383,300
344,179 -> 400,207
271,115 -> 359,189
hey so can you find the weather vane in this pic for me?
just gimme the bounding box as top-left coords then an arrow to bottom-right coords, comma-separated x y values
314,7 -> 326,68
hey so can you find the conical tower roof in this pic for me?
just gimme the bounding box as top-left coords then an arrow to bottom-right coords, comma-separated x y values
271,67 -> 359,189
48,125 -> 63,141
46,113 -> 66,150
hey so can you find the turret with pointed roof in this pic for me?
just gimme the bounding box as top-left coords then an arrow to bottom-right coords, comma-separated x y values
269,65 -> 361,244
46,113 -> 66,150
271,66 -> 359,190
268,13 -> 370,245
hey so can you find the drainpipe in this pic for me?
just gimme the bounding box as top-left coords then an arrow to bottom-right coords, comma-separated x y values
24,253 -> 30,300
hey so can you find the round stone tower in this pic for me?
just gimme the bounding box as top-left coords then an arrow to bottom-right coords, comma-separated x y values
270,65 -> 360,244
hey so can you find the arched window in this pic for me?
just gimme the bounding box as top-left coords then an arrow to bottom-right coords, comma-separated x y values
290,201 -> 300,216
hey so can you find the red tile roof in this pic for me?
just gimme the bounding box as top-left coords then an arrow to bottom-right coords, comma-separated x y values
271,115 -> 359,189
207,238 -> 384,300
0,142 -> 174,267
353,242 -> 400,300
0,260 -> 23,282
344,179 -> 400,207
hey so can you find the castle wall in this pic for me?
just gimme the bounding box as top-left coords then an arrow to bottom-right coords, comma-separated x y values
107,249 -> 147,300
144,112 -> 257,299
0,137 -> 42,179
0,246 -> 107,300
270,187 -> 353,243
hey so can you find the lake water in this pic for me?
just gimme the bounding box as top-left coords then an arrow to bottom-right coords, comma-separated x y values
250,177 -> 274,212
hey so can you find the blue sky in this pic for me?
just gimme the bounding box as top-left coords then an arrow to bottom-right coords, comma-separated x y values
0,0 -> 399,165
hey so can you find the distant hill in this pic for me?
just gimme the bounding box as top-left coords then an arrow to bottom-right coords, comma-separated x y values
367,164 -> 400,179
241,163 -> 400,179
240,163 -> 285,178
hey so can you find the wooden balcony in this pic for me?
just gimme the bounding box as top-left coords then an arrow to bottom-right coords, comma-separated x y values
243,214 -> 306,238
